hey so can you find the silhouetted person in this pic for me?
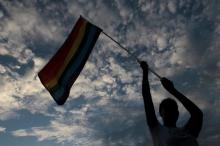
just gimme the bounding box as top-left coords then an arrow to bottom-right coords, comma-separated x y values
140,61 -> 203,146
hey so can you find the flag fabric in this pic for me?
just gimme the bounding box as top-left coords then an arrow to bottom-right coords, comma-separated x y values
38,16 -> 102,105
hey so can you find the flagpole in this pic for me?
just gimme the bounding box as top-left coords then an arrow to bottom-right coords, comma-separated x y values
102,31 -> 162,79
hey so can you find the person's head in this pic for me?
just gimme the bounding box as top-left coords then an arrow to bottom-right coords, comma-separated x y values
159,98 -> 179,127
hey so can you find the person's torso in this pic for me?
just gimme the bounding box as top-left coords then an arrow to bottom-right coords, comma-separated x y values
151,124 -> 198,146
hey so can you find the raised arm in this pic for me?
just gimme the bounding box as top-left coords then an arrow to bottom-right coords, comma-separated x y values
140,61 -> 158,128
161,78 -> 203,137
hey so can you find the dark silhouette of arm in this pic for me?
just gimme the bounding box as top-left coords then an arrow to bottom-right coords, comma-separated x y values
161,78 -> 203,137
141,61 -> 158,128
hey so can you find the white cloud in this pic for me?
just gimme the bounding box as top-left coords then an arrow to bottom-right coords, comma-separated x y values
0,1 -> 64,44
0,10 -> 3,19
168,0 -> 177,14
12,121 -> 96,145
108,57 -> 133,83
0,69 -> 53,120
0,127 -> 6,133
0,75 -> 21,120
157,35 -> 168,51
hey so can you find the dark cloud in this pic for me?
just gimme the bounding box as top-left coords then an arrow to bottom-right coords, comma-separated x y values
0,54 -> 34,77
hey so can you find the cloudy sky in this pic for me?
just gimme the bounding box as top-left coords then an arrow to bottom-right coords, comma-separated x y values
0,0 -> 220,146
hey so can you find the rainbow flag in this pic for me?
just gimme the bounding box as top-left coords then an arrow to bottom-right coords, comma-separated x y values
38,16 -> 102,105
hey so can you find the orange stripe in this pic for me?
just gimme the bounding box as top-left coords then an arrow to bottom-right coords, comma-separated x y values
45,21 -> 88,89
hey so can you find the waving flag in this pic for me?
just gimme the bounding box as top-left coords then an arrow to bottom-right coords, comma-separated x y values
38,16 -> 102,105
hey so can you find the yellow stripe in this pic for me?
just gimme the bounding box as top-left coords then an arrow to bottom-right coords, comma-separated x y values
45,21 -> 88,89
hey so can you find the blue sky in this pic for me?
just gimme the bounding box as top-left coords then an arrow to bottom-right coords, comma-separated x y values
0,0 -> 220,146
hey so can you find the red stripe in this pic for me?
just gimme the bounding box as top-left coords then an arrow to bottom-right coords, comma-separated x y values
38,18 -> 85,83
